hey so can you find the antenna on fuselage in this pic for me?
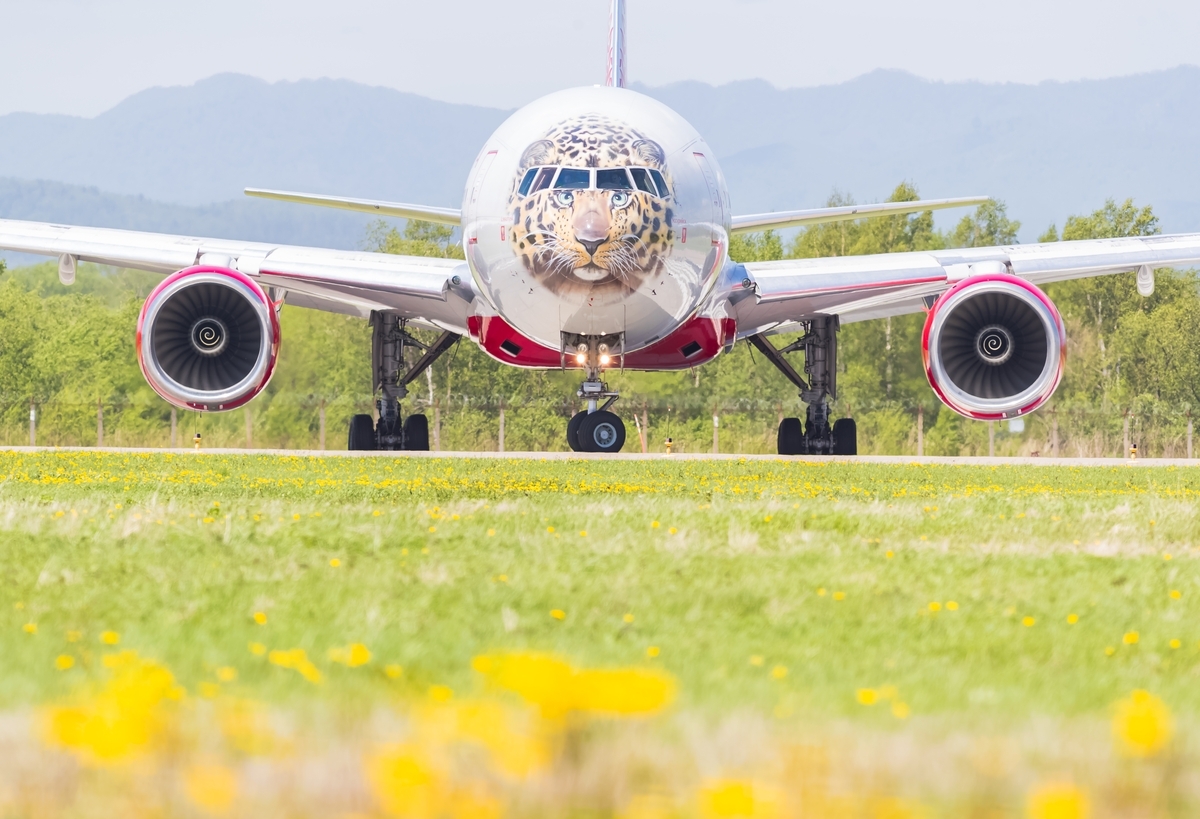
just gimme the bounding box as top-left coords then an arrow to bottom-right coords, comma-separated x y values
605,0 -> 627,88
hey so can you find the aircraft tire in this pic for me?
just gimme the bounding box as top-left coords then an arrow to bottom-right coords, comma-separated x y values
404,414 -> 430,451
832,418 -> 858,456
348,414 -> 377,451
578,411 -> 626,453
777,417 -> 803,455
567,412 -> 586,452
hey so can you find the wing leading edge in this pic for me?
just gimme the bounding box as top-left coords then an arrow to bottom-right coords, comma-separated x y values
0,218 -> 474,327
730,196 -> 990,234
244,188 -> 462,226
731,232 -> 1200,335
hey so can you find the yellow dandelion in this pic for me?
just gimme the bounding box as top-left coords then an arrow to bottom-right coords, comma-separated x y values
385,664 -> 403,680
428,526 -> 436,533
55,655 -> 75,671
550,609 -> 566,621
646,646 -> 660,659
1123,631 -> 1139,645
1105,646 -> 1116,656
832,591 -> 845,601
651,521 -> 660,529
22,622 -> 36,635
885,550 -> 894,559
623,613 -> 635,624
749,655 -> 764,667
329,558 -> 341,567
1170,639 -> 1181,650
817,588 -> 827,596
1067,613 -> 1079,624
428,685 -> 453,702
1113,690 -> 1172,757
891,702 -> 911,720
1027,782 -> 1089,819
216,666 -> 237,683
668,527 -> 678,535
1164,553 -> 1173,561
546,526 -> 555,533
183,763 -> 239,815
1170,590 -> 1181,600
253,611 -> 268,625
1023,617 -> 1036,627
101,630 -> 120,645
248,642 -> 266,656
770,665 -> 787,680
929,602 -> 942,613
579,530 -> 587,537
856,688 -> 878,706
487,529 -> 496,536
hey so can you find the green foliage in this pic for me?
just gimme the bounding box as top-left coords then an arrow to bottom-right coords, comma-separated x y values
950,200 -> 1021,248
365,219 -> 465,259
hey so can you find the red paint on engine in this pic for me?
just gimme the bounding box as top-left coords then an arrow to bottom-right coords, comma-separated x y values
137,266 -> 280,411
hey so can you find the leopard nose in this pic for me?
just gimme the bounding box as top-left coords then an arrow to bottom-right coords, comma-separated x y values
574,210 -> 609,254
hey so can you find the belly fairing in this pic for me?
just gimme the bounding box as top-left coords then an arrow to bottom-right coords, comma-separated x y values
462,86 -> 730,353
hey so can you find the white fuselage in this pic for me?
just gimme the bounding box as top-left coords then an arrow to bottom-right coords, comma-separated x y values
461,86 -> 731,354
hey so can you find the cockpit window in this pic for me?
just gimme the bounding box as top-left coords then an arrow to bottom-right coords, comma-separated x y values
517,168 -> 539,197
554,168 -> 590,189
531,167 -> 555,193
649,169 -> 670,198
629,168 -> 655,194
596,169 -> 633,190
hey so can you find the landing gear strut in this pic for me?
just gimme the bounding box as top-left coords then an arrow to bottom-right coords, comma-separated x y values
348,312 -> 460,451
564,333 -> 627,453
749,316 -> 857,456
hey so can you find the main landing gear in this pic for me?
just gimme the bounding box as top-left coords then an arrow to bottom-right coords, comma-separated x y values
348,312 -> 460,451
749,315 -> 857,456
565,334 -> 627,453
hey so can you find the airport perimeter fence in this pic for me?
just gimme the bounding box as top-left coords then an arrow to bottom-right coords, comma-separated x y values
0,392 -> 1195,459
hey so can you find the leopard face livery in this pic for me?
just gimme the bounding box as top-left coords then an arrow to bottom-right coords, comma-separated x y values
508,115 -> 675,301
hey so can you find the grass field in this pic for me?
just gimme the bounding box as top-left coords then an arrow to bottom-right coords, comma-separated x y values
4,452 -> 1199,818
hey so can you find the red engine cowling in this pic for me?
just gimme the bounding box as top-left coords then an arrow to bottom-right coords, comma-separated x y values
137,266 -> 280,411
922,273 -> 1065,420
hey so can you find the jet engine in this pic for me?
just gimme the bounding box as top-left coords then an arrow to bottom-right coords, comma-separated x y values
137,266 -> 280,411
922,273 -> 1064,420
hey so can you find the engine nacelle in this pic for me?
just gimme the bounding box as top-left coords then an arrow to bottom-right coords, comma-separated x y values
922,274 -> 1064,420
137,266 -> 280,411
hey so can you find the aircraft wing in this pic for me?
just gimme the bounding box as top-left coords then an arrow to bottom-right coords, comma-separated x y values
0,218 -> 475,329
731,196 -> 990,234
731,233 -> 1200,334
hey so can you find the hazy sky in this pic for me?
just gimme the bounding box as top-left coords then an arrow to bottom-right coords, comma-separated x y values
3,0 -> 1200,116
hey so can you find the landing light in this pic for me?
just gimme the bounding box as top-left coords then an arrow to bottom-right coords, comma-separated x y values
575,353 -> 587,364
599,354 -> 612,366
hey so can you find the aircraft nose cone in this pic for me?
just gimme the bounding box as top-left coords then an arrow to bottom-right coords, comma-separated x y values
574,210 -> 609,257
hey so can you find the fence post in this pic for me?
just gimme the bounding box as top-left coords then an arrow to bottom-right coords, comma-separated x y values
498,401 -> 506,453
642,404 -> 649,452
712,413 -> 719,455
1051,408 -> 1059,458
245,406 -> 253,449
988,421 -> 995,457
97,398 -> 104,447
170,407 -> 177,449
916,405 -> 924,457
29,398 -> 35,447
1123,411 -> 1130,459
433,401 -> 441,452
319,400 -> 327,451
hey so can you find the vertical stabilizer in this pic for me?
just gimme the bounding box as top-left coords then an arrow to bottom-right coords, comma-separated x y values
605,0 -> 627,88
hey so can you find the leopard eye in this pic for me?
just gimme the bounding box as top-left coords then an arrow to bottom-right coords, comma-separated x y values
553,191 -> 575,208
610,191 -> 631,209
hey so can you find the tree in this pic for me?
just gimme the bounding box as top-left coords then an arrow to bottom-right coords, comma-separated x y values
949,201 -> 1020,248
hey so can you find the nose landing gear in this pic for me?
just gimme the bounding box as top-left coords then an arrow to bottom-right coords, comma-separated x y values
564,334 -> 627,454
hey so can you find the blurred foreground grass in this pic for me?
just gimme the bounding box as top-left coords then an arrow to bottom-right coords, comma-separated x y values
3,451 -> 1199,817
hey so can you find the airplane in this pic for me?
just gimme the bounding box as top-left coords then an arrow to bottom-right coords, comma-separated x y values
2,0 -> 1199,455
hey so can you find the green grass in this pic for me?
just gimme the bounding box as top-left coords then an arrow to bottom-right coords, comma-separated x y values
4,451 -> 1199,721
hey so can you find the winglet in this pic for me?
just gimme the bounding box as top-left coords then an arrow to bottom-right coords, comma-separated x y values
606,0 -> 627,88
